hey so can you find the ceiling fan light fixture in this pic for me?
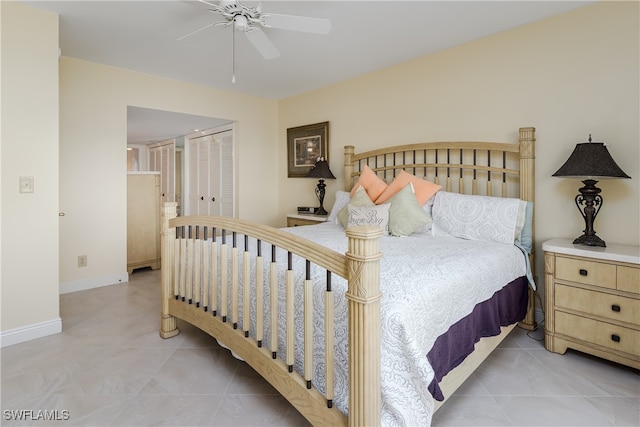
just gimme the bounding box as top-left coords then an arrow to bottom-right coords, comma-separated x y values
234,15 -> 248,31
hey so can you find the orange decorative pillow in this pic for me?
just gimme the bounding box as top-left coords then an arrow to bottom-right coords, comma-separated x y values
349,165 -> 388,201
374,170 -> 441,206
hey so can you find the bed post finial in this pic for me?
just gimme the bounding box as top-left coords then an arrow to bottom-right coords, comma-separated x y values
518,127 -> 535,203
160,202 -> 179,339
344,145 -> 355,192
345,225 -> 383,427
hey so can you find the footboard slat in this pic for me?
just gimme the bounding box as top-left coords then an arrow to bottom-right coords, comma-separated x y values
172,233 -> 180,298
210,231 -> 218,316
270,246 -> 278,359
325,273 -> 334,407
194,230 -> 202,307
304,273 -> 313,389
185,228 -> 193,304
179,231 -> 187,301
202,228 -> 209,311
220,231 -> 228,322
231,233 -> 239,329
242,235 -> 251,337
256,240 -> 264,346
285,256 -> 295,372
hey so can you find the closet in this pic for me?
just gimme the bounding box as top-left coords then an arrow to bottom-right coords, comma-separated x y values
148,139 -> 176,208
185,127 -> 234,217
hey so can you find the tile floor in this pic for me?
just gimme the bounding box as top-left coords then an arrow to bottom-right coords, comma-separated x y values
1,268 -> 638,426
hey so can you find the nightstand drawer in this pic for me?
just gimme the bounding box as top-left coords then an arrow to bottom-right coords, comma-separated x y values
618,266 -> 640,295
556,256 -> 616,289
555,284 -> 640,325
555,311 -> 639,356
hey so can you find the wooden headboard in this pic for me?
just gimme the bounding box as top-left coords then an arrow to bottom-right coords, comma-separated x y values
344,127 -> 535,202
343,126 -> 537,329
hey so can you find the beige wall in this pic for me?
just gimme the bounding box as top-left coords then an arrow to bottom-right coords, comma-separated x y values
1,2 -> 60,334
278,1 -> 639,290
59,58 -> 279,288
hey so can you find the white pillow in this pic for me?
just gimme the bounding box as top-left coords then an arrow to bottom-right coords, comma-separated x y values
417,197 -> 435,234
347,204 -> 390,233
432,191 -> 521,245
327,191 -> 350,224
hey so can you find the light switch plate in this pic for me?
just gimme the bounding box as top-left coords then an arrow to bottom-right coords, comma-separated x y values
19,176 -> 34,193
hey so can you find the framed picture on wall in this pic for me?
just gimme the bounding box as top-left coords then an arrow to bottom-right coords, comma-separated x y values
287,121 -> 329,177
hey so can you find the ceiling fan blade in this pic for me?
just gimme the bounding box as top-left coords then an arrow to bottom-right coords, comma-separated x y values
178,21 -> 218,41
261,13 -> 331,34
177,20 -> 227,41
198,0 -> 224,12
244,27 -> 280,60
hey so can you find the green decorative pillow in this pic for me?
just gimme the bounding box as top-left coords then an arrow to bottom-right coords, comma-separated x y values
347,204 -> 390,233
388,183 -> 432,237
338,186 -> 375,228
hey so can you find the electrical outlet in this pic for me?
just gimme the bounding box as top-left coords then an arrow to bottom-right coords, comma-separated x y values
19,176 -> 34,193
78,255 -> 87,268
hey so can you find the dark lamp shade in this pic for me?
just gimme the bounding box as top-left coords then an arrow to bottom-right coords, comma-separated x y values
306,159 -> 336,179
552,142 -> 630,179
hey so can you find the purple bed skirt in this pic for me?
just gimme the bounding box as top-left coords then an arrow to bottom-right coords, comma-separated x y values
427,276 -> 529,401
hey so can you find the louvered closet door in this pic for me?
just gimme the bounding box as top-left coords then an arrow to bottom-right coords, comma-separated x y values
186,128 -> 234,217
148,142 -> 175,207
165,145 -> 175,205
187,137 -> 201,215
214,130 -> 234,217
160,146 -> 173,206
198,137 -> 211,214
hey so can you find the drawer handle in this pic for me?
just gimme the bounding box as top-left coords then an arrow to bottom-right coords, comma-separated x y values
611,304 -> 621,312
579,269 -> 588,276
611,334 -> 621,343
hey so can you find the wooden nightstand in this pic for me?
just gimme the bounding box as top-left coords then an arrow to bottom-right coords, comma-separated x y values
543,238 -> 640,369
286,213 -> 329,227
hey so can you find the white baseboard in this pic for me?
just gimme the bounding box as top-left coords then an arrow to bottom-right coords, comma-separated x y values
59,272 -> 129,295
0,317 -> 62,348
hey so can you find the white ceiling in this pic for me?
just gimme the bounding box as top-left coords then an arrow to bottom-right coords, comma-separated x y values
25,0 -> 593,143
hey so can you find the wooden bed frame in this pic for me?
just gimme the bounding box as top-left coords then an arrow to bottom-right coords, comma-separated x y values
159,127 -> 536,426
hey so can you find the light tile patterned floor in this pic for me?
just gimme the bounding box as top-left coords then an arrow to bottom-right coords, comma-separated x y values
1,268 -> 638,426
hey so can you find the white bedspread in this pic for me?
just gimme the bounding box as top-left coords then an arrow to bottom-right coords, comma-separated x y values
215,222 -> 526,426
277,222 -> 527,426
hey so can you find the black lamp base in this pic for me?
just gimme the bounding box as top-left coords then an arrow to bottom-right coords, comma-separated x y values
315,206 -> 328,216
573,179 -> 606,248
573,234 -> 606,247
315,179 -> 328,217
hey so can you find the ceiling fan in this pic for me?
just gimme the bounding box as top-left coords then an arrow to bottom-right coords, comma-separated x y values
180,0 -> 332,60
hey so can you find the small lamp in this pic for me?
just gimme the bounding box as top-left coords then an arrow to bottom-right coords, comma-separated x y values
306,157 -> 335,216
552,135 -> 630,247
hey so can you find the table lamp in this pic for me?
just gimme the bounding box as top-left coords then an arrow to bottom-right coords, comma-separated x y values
306,157 -> 335,216
552,135 -> 630,247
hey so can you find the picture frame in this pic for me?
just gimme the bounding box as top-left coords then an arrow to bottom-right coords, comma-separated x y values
287,121 -> 329,177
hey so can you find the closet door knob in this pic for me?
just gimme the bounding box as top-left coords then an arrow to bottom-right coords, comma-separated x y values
211,197 -> 215,202
200,196 -> 204,201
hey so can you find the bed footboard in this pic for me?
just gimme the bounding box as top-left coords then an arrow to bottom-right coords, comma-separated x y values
159,202 -> 383,427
